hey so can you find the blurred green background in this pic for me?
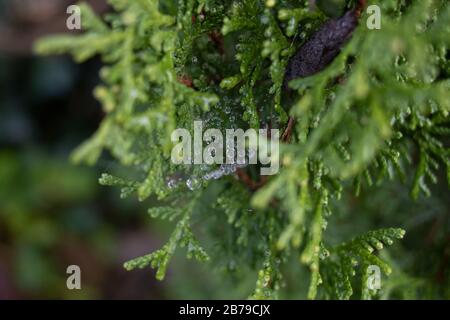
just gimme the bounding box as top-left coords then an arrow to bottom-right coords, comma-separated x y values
0,0 -> 448,300
0,0 -> 173,299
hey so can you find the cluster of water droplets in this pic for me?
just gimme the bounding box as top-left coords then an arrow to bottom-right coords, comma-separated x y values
165,91 -> 253,191
166,148 -> 257,191
201,163 -> 245,182
167,163 -> 244,192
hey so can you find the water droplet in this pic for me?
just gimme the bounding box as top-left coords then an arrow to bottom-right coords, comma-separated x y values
186,176 -> 201,191
130,89 -> 138,99
166,173 -> 184,189
260,15 -> 269,24
167,180 -> 177,189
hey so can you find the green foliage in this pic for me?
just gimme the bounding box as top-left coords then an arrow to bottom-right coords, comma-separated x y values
124,210 -> 210,280
321,228 -> 405,299
35,0 -> 450,299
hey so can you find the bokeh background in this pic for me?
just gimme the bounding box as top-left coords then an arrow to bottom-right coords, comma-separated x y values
0,0 -> 448,300
0,0 -> 182,299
